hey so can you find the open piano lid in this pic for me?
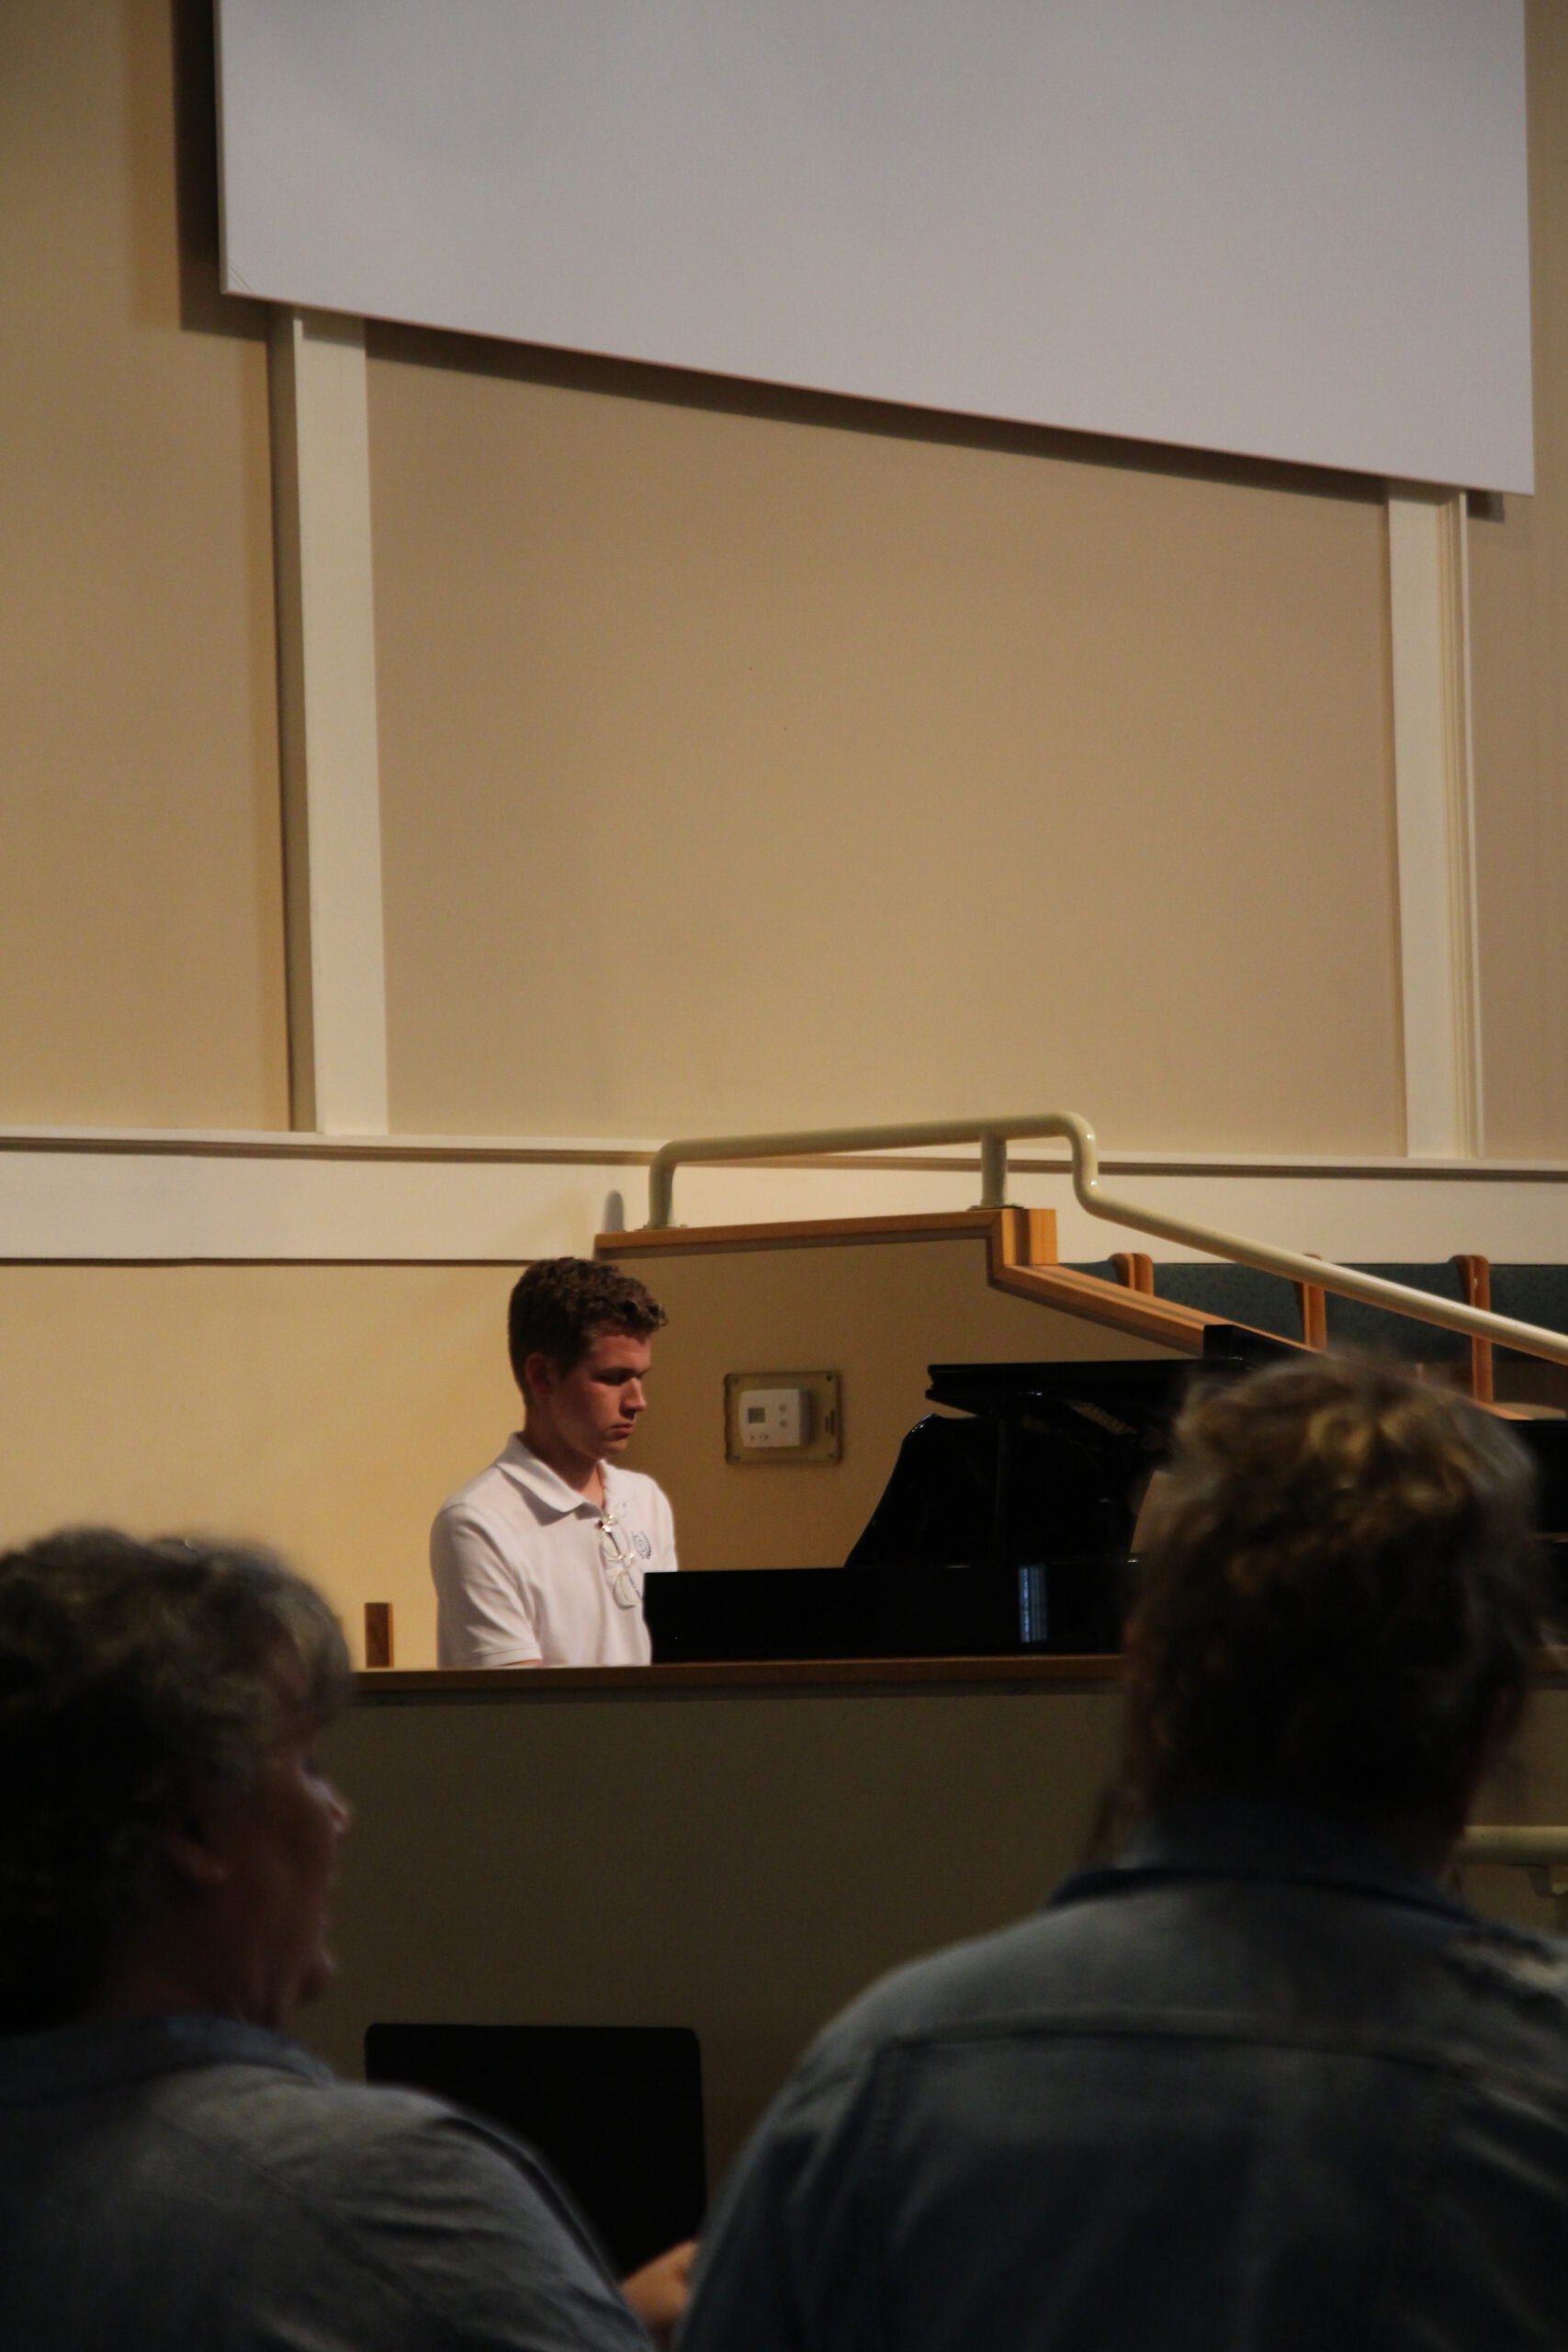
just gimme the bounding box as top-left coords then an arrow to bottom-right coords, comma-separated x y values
848,1330 -> 1290,1578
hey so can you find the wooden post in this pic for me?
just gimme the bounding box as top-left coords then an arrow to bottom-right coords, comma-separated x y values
1293,1258 -> 1328,1351
1111,1252 -> 1156,1295
364,1601 -> 394,1669
1452,1254 -> 1495,1403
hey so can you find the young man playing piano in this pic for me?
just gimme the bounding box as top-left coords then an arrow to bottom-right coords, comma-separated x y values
431,1258 -> 676,1668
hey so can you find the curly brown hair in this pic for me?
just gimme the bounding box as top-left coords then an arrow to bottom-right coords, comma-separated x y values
1124,1356 -> 1542,1831
0,1528 -> 350,2031
506,1257 -> 667,1392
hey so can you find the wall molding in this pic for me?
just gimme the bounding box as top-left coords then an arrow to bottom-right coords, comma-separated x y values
3,1125 -> 1567,1178
269,308 -> 390,1135
1386,481 -> 1485,1157
2,1127 -> 1564,1265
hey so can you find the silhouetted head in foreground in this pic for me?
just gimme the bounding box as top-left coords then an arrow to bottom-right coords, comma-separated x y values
0,1529 -> 352,2034
1123,1355 -> 1543,1860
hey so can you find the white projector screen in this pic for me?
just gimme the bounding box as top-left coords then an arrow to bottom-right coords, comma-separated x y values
216,0 -> 1533,492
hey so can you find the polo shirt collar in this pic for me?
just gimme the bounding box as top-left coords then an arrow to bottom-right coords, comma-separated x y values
498,1433 -> 618,1521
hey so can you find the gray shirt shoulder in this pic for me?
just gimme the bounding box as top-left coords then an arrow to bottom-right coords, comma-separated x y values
0,2016 -> 649,2352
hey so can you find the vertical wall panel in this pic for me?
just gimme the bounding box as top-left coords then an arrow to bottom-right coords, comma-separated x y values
369,334 -> 1401,1155
0,1 -> 288,1128
1470,2 -> 1568,1158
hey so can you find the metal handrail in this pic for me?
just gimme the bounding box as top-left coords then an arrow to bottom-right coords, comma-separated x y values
644,1111 -> 1568,1369
1460,1826 -> 1568,1911
1461,1826 -> 1568,1870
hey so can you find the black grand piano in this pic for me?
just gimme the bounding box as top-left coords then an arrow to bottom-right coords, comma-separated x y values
644,1328 -> 1568,1663
644,1328 -> 1280,1662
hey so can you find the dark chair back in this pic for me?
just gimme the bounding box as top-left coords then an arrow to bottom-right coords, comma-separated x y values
1149,1260 -> 1305,1342
365,2021 -> 705,2274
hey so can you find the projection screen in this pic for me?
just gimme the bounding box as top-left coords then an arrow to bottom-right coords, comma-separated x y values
216,0 -> 1533,492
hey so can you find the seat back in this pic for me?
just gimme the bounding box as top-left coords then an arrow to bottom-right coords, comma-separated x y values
365,2020 -> 706,2273
1322,1263 -> 1471,1363
1149,1261 -> 1305,1343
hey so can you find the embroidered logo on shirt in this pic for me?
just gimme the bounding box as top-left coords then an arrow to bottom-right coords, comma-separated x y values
634,1530 -> 652,1558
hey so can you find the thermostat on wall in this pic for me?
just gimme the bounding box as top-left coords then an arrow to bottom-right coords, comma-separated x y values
740,1386 -> 810,1449
725,1371 -> 841,1464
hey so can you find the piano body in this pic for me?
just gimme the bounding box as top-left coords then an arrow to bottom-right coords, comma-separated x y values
643,1328 -> 1285,1662
644,1327 -> 1568,1663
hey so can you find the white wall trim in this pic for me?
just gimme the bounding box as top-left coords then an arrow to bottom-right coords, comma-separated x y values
1386,481 -> 1484,1158
268,308 -> 390,1136
2,1131 -> 1565,1265
2,1125 -> 1566,1178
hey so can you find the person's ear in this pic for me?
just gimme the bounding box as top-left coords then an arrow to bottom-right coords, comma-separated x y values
159,1810 -> 233,1892
524,1351 -> 559,1401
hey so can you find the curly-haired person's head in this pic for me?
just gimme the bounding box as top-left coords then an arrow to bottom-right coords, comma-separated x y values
0,1528 -> 350,2032
1124,1355 -> 1543,1843
507,1258 -> 667,1396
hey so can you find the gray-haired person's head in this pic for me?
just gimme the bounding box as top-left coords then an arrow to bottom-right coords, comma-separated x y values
0,1527 -> 350,2031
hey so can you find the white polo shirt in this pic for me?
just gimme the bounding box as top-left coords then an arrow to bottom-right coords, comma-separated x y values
431,1435 -> 677,1668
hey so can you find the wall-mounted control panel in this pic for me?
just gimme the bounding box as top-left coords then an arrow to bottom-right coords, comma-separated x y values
725,1370 -> 841,1464
739,1386 -> 811,1450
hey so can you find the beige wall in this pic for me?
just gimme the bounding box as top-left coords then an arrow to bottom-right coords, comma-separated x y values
311,1677 -> 1128,2175
0,1228 -> 1177,1657
369,329 -> 1401,1153
0,1 -> 288,1129
5,1 -> 1567,1163
0,1261 -> 520,1665
6,3 -> 1568,1667
309,1675 -> 1568,2176
607,1227 -> 1178,1572
1469,0 -> 1568,1159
